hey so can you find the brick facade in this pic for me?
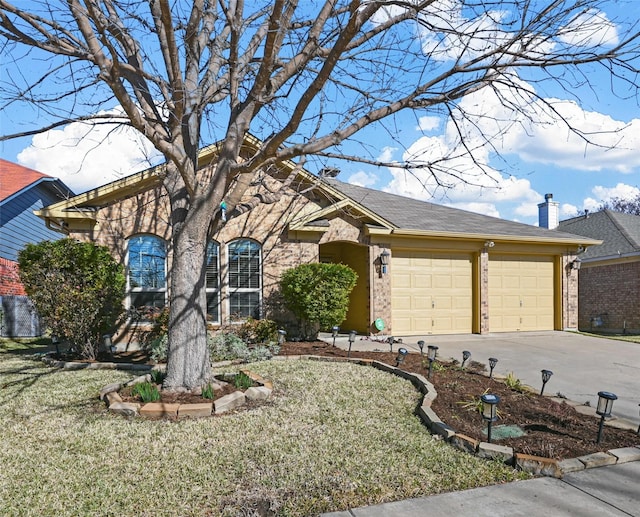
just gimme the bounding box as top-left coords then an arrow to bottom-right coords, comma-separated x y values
578,260 -> 640,333
0,258 -> 26,296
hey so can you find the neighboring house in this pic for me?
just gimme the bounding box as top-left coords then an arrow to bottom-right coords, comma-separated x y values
557,209 -> 640,333
0,159 -> 75,336
36,138 -> 595,338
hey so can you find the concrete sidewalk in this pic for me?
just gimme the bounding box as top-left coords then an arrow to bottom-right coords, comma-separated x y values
322,460 -> 640,516
322,331 -> 640,424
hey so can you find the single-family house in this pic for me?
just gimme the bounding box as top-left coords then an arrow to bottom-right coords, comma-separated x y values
557,209 -> 640,333
35,138 -> 597,338
0,159 -> 75,336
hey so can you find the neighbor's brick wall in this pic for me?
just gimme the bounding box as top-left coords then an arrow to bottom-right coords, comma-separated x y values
0,258 -> 26,296
578,260 -> 640,332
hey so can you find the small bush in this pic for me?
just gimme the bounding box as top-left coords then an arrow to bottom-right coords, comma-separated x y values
235,317 -> 278,344
18,238 -> 125,360
149,334 -> 168,363
280,263 -> 357,339
208,332 -> 280,363
132,382 -> 161,403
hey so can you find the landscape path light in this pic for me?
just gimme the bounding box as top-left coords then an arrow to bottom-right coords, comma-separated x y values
395,348 -> 408,367
417,340 -> 425,356
595,391 -> 617,444
332,326 -> 339,347
348,330 -> 357,358
481,393 -> 500,443
462,350 -> 471,368
488,357 -> 498,378
427,345 -> 439,379
278,329 -> 286,346
540,369 -> 553,395
388,335 -> 394,353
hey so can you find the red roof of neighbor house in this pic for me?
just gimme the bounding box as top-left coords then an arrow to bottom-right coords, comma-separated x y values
0,158 -> 52,202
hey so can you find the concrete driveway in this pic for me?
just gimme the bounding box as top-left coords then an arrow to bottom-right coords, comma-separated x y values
325,331 -> 640,426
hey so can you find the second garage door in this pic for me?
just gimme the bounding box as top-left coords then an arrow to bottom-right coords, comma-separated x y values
488,254 -> 554,332
391,251 -> 472,335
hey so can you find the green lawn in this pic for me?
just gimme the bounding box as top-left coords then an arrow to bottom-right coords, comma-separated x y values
0,345 -> 523,516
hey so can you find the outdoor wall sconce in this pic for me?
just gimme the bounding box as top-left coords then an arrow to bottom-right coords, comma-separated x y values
484,241 -> 495,248
417,340 -> 425,356
278,329 -> 286,346
462,350 -> 471,368
481,393 -> 500,443
332,326 -> 339,347
387,335 -> 395,353
348,330 -> 357,358
379,250 -> 390,274
395,347 -> 408,367
427,345 -> 439,379
571,258 -> 582,270
488,357 -> 498,378
540,369 -> 553,395
596,391 -> 617,443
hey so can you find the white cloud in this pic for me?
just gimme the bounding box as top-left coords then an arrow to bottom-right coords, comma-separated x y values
17,107 -> 161,192
347,170 -> 378,187
559,9 -> 619,47
377,146 -> 398,163
416,116 -> 441,132
561,203 -> 579,218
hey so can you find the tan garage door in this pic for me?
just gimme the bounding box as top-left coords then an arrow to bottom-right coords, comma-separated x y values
391,251 -> 472,335
488,254 -> 554,332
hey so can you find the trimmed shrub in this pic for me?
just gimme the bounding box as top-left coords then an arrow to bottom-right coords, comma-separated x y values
18,238 -> 125,360
280,263 -> 357,339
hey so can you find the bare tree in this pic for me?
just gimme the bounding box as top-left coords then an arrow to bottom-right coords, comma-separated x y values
1,1 -> 638,388
590,192 -> 640,215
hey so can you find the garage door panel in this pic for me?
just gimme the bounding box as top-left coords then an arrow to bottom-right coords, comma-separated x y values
489,254 -> 554,332
392,251 -> 472,335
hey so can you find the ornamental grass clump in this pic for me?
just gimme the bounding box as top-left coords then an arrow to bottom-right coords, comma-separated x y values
132,381 -> 161,403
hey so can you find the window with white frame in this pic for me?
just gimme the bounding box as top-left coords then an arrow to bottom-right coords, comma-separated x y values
227,239 -> 261,319
206,241 -> 220,323
127,235 -> 166,311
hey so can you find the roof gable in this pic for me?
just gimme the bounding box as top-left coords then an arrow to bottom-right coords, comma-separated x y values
558,210 -> 640,259
0,159 -> 51,201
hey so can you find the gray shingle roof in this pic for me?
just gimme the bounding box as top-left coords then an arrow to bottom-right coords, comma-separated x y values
323,179 -> 591,242
557,210 -> 640,259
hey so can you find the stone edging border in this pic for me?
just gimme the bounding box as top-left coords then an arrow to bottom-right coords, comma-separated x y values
42,352 -> 640,477
271,354 -> 640,479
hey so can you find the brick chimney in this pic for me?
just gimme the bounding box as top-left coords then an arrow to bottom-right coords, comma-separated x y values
538,193 -> 559,229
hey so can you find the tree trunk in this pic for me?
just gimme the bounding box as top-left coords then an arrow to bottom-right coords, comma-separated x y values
162,167 -> 217,390
163,225 -> 210,390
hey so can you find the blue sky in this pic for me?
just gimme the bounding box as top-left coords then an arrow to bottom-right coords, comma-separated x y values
1,0 -> 639,227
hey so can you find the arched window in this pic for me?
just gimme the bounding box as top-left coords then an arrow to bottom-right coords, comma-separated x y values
127,235 -> 166,311
206,241 -> 220,323
227,239 -> 261,319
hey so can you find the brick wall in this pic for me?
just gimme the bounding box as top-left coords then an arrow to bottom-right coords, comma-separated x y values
0,258 -> 26,296
68,178 -> 363,330
578,260 -> 640,332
